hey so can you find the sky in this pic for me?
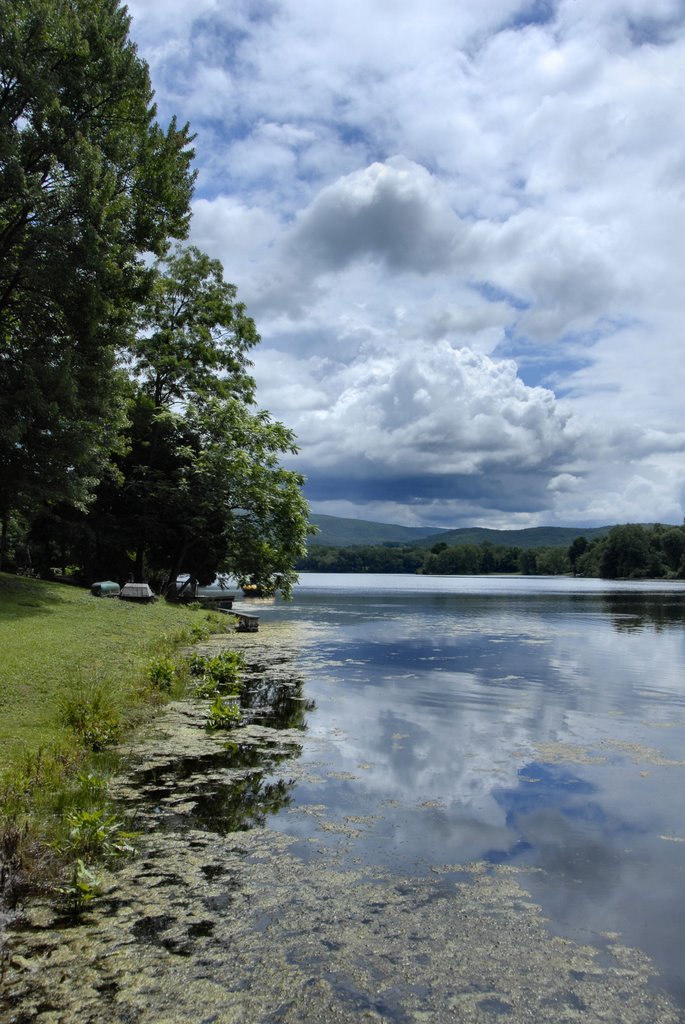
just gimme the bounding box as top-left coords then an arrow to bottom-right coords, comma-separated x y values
126,0 -> 685,530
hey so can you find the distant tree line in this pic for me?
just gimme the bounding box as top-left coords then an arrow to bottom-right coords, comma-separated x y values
297,523 -> 685,580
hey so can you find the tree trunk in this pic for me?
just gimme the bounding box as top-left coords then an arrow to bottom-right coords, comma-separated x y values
165,537 -> 190,598
134,546 -> 145,583
0,510 -> 8,571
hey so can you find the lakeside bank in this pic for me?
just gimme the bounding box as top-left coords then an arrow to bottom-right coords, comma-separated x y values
2,613 -> 683,1023
0,572 -> 231,905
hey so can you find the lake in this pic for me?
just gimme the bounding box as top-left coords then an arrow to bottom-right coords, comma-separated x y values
254,574 -> 685,1007
4,572 -> 685,1022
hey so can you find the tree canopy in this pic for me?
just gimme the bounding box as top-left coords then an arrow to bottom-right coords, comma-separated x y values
27,246 -> 311,597
0,0 -> 195,523
0,1 -> 311,595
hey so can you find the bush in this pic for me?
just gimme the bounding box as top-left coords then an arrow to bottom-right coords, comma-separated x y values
58,808 -> 137,862
59,686 -> 121,751
188,650 -> 244,692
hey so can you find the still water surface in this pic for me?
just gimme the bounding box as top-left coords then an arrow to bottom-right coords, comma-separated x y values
249,574 -> 685,1005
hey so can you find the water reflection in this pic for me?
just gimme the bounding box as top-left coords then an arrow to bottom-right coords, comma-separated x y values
240,671 -> 316,730
602,591 -> 685,632
131,742 -> 299,834
257,582 -> 685,1005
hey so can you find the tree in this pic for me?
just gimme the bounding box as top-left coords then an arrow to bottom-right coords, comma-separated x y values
568,536 -> 589,576
0,0 -> 195,553
600,524 -> 651,579
535,546 -> 570,575
518,549 -> 538,575
658,527 -> 685,574
129,245 -> 259,408
86,247 -> 311,597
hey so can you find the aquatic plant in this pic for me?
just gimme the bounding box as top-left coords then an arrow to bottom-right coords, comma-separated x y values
206,695 -> 241,729
194,676 -> 222,698
56,858 -> 101,909
59,808 -> 137,862
147,655 -> 177,693
189,650 -> 245,692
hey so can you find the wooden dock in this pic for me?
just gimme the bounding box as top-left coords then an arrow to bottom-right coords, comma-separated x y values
190,592 -> 259,631
222,606 -> 260,632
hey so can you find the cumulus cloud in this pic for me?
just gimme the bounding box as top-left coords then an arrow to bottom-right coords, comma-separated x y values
288,158 -> 462,274
252,340 -> 585,524
128,0 -> 685,526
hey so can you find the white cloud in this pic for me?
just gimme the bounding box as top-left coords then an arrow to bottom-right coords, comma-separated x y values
255,341 -> 578,502
130,0 -> 685,526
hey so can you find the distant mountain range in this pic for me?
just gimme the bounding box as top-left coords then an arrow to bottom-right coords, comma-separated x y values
308,513 -> 614,550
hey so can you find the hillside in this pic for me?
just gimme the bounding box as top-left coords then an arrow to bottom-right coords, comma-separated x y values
412,524 -> 614,550
308,514 -> 613,550
308,514 -> 449,547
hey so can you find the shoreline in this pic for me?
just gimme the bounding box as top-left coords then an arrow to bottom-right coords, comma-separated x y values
1,624 -> 681,1023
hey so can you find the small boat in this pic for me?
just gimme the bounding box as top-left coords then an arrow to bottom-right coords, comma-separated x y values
119,582 -> 156,602
241,583 -> 265,597
90,580 -> 121,598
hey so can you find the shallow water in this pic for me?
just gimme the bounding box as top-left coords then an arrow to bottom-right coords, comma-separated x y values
255,576 -> 685,1005
3,574 -> 685,1022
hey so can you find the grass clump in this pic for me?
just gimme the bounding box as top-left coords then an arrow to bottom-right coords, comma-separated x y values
59,685 -> 122,751
146,655 -> 177,694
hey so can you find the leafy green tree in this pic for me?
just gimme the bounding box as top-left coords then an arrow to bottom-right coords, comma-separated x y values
87,248 -> 310,597
518,549 -> 538,575
658,527 -> 685,574
129,245 -> 258,408
535,546 -> 570,575
568,536 -> 589,576
0,0 -> 195,556
600,524 -> 651,579
575,538 -> 604,577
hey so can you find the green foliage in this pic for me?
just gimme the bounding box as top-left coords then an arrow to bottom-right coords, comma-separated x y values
59,686 -> 122,752
600,524 -> 651,579
206,694 -> 241,729
58,808 -> 137,863
0,0 -> 195,531
73,770 -> 109,804
76,246 -> 311,597
146,655 -> 176,693
56,858 -> 101,909
659,528 -> 685,574
189,650 -> 244,695
193,676 -> 224,698
0,573 -> 228,900
131,245 -> 259,407
301,544 -> 424,574
189,621 -> 211,642
0,3 -> 308,594
568,536 -> 589,575
301,524 -> 685,580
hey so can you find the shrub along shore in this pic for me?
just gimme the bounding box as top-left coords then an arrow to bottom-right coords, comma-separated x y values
0,572 -> 229,906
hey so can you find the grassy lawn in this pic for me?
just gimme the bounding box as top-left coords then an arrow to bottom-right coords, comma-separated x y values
0,572 -> 233,900
0,572 -> 210,770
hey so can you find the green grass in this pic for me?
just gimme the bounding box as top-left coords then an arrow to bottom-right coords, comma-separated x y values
0,573 -> 208,769
0,572 -> 230,900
